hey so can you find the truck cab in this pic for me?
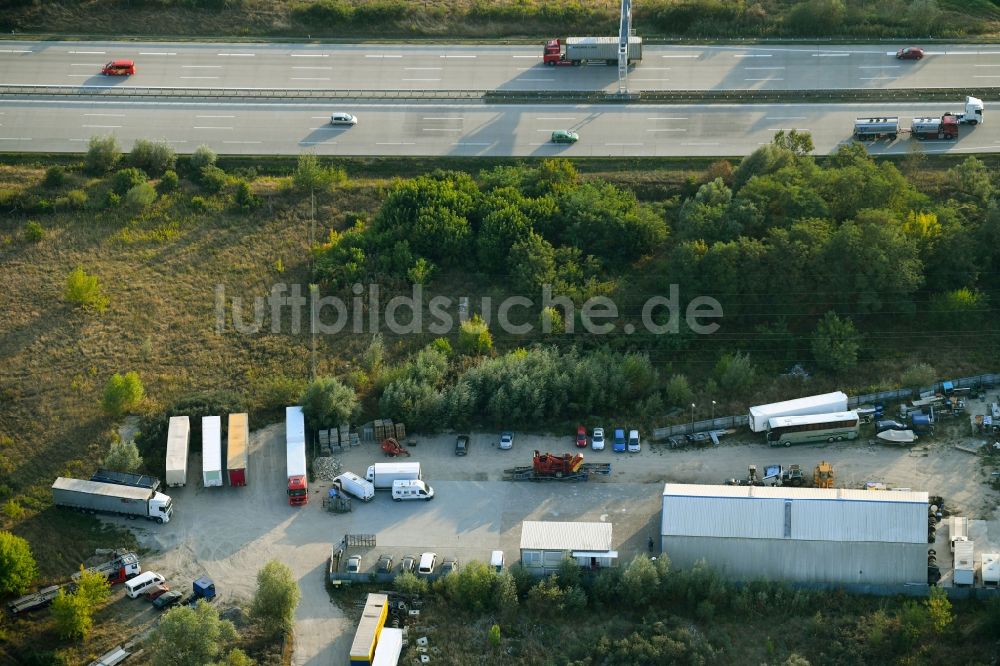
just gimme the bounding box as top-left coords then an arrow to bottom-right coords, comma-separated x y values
543,39 -> 575,66
151,492 -> 173,523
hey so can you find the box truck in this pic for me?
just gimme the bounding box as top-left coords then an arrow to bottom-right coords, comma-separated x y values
366,462 -> 421,489
543,36 -> 643,66
286,406 -> 308,506
52,477 -> 173,523
202,415 -> 223,488
227,412 -> 248,487
748,391 -> 849,433
333,472 -> 374,502
165,415 -> 190,487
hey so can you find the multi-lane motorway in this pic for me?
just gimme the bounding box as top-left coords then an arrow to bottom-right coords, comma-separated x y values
1,40 -> 998,156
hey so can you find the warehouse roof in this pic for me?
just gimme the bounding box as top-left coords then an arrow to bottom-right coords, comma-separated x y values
520,521 -> 613,552
662,483 -> 928,504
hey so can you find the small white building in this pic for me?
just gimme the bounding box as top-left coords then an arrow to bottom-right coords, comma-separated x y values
520,521 -> 618,575
661,483 -> 928,585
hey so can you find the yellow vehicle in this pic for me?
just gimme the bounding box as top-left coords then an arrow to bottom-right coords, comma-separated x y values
813,461 -> 834,488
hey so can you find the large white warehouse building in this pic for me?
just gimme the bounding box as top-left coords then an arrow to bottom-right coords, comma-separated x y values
660,484 -> 928,585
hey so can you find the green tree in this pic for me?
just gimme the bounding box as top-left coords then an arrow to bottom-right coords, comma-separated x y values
540,306 -> 564,334
159,170 -> 179,193
477,204 -> 531,273
458,315 -> 493,355
250,560 -> 301,635
558,181 -> 668,263
394,571 -> 429,595
234,181 -> 261,211
190,144 -> 217,171
129,139 -> 177,177
509,231 -> 556,294
111,167 -> 148,195
199,164 -> 228,193
665,374 -> 694,407
102,371 -> 146,416
947,156 -> 993,205
488,623 -> 501,648
300,377 -> 358,430
772,129 -> 814,156
925,586 -> 953,634
43,165 -> 67,188
126,182 -> 158,209
51,589 -> 92,640
104,437 -> 143,473
439,560 -> 496,612
86,135 -> 121,174
621,554 -> 660,606
218,649 -> 255,666
148,601 -> 237,666
900,362 -> 936,390
0,531 -> 38,596
811,311 -> 861,373
713,351 -> 756,396
293,153 -> 345,193
64,266 -> 109,313
929,288 -> 989,331
74,566 -> 111,606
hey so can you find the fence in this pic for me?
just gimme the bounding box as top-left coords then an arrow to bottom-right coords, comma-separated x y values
653,371 -> 999,441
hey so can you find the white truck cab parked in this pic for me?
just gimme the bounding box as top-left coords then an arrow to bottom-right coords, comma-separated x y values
391,479 -> 434,501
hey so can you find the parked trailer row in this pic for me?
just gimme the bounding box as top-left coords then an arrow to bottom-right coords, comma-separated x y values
166,412 -> 250,489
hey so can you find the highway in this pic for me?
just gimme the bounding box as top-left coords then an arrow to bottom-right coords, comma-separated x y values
3,40 -> 1000,92
1,99 -> 994,157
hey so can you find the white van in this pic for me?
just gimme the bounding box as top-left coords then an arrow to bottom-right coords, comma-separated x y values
418,552 -> 437,576
490,550 -> 504,572
125,571 -> 165,599
392,479 -> 434,501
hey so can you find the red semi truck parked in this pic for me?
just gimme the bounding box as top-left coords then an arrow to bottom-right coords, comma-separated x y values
286,406 -> 308,506
543,36 -> 643,66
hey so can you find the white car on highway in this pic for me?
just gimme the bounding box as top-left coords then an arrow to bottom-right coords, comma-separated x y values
330,112 -> 358,126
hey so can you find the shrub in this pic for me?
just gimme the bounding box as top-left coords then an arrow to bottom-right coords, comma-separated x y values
104,438 -> 143,473
126,182 -> 157,209
105,191 -> 121,208
43,165 -> 67,188
900,362 -> 936,389
159,170 -> 179,193
65,189 -> 88,210
101,371 -> 145,416
190,195 -> 210,212
111,167 -> 148,195
129,139 -> 176,177
64,266 -> 109,313
200,165 -> 228,193
293,0 -> 354,27
85,135 -> 121,175
250,560 -> 301,635
394,571 -> 428,595
665,374 -> 694,406
301,377 -> 358,429
51,589 -> 92,640
0,531 -> 38,596
811,311 -> 861,373
234,180 -> 261,211
458,314 -> 493,355
189,144 -> 217,171
23,220 -> 44,242
714,351 -> 756,396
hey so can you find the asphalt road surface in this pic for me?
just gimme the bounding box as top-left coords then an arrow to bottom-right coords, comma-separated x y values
0,98 -> 992,156
2,40 -> 1000,92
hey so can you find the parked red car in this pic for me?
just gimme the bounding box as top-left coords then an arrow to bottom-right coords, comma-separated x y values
896,47 -> 924,60
575,426 -> 587,448
145,584 -> 170,601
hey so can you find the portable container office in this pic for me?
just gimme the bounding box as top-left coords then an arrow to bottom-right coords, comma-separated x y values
227,413 -> 249,487
202,416 -> 223,488
982,553 -> 1000,587
954,540 -> 975,586
165,415 -> 191,487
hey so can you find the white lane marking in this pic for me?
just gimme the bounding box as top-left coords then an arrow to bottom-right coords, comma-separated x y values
223,140 -> 261,144
631,78 -> 670,81
183,65 -> 222,68
744,66 -> 785,70
365,54 -> 402,58
441,55 -> 476,58
519,78 -> 554,82
70,63 -> 101,67
376,142 -> 415,145
648,117 -> 687,120
0,49 -> 32,54
140,52 -> 176,56
193,126 -> 233,130
402,78 -> 441,81
196,115 -> 235,118
67,75 -> 93,78
746,78 -> 784,81
536,117 -> 575,120
84,113 -> 125,117
647,128 -> 687,132
0,137 -> 31,140
299,141 -> 336,145
453,142 -> 492,145
973,75 -> 1000,78
293,66 -> 333,70
682,142 -> 720,146
291,54 -> 329,58
661,55 -> 699,58
944,50 -> 1000,55
765,116 -> 806,120
422,128 -> 462,132
82,124 -> 121,128
858,65 -> 900,69
69,50 -> 105,54
311,116 -> 331,119
813,53 -> 850,57
291,77 -> 331,81
512,55 -> 539,58
734,54 -> 772,58
860,76 -> 896,80
974,64 -> 1000,67
641,67 -> 672,70
767,128 -> 810,131
180,76 -> 220,79
423,117 -> 463,120
218,53 -> 254,57
405,67 -> 442,70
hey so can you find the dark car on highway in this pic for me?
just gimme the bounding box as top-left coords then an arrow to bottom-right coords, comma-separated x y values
455,435 -> 470,456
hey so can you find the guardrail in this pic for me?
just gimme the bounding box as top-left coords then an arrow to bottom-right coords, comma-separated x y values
3,84 -> 998,105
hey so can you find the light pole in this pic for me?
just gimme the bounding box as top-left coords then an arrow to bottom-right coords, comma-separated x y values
690,403 -> 696,430
711,400 -> 717,424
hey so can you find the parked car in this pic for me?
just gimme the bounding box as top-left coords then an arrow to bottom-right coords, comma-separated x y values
455,435 -> 470,456
346,555 -> 361,573
591,427 -> 605,451
330,112 -> 358,125
418,552 -> 437,576
628,429 -> 641,453
145,584 -> 170,601
876,420 -> 908,433
613,428 -> 626,453
896,47 -> 925,60
400,554 -> 416,574
576,426 -> 587,448
152,590 -> 183,610
499,432 -> 513,450
377,554 -> 393,574
440,557 -> 460,575
551,129 -> 579,144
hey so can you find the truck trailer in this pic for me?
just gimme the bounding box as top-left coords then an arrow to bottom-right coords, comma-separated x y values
52,477 -> 173,523
748,391 -> 849,433
202,415 -> 223,488
954,540 -> 975,586
286,406 -> 308,506
365,462 -> 421,489
543,36 -> 643,66
910,114 -> 959,140
165,415 -> 191,487
853,117 -> 899,141
333,471 -> 375,502
227,412 -> 249,487
91,468 -> 161,492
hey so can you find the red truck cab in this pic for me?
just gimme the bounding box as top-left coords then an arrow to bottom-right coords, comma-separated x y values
543,39 -> 575,66
101,60 -> 135,76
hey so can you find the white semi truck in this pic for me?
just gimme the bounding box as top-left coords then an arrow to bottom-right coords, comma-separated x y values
52,477 -> 173,523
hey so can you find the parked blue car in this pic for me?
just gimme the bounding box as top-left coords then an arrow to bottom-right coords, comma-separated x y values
613,428 -> 626,453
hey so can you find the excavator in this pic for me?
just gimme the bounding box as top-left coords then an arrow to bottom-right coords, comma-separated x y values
813,461 -> 834,488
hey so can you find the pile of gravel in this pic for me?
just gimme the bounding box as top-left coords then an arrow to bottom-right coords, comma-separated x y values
313,457 -> 342,482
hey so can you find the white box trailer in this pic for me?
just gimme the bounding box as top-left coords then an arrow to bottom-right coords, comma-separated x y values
954,540 -> 975,586
982,553 -> 1000,587
366,462 -> 422,489
372,627 -> 404,666
950,516 -> 969,552
165,415 -> 191,487
748,391 -> 849,433
202,415 -> 223,488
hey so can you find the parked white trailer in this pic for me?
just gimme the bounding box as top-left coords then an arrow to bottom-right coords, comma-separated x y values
954,540 -> 975,586
982,552 -> 999,587
950,516 -> 969,552
748,391 -> 849,433
202,415 -> 223,488
366,462 -> 422,489
165,415 -> 190,487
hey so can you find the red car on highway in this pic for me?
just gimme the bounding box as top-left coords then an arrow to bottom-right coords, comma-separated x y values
896,47 -> 924,60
